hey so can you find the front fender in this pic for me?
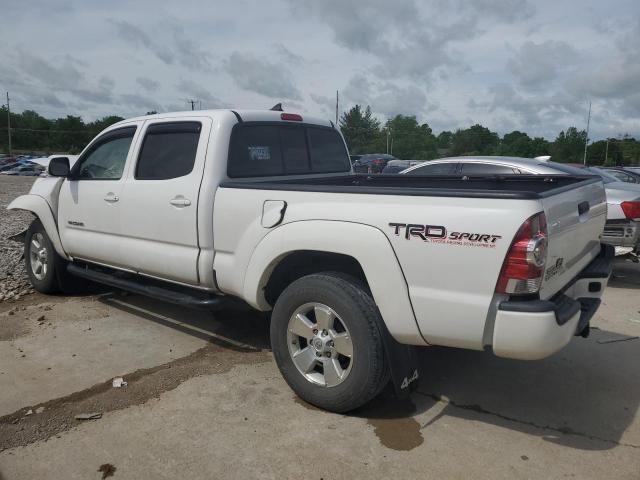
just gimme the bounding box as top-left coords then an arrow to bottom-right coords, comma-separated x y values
243,220 -> 427,346
7,194 -> 69,259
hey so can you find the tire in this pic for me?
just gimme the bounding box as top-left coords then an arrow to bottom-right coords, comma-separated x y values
25,219 -> 61,294
270,272 -> 388,413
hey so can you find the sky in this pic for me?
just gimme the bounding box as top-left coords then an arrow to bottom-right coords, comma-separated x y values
1,0 -> 639,140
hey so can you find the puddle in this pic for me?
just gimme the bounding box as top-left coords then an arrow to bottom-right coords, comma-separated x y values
361,391 -> 424,451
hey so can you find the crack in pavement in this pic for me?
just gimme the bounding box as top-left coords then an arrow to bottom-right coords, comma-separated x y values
414,390 -> 640,449
0,340 -> 269,452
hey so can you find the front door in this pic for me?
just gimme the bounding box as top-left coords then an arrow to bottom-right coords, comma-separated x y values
57,125 -> 139,268
118,118 -> 210,285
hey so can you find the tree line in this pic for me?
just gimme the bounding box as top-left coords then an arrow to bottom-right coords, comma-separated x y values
1,105 -> 639,166
340,105 -> 640,166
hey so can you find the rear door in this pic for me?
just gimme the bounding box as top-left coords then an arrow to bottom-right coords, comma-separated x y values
118,118 -> 211,285
538,179 -> 607,299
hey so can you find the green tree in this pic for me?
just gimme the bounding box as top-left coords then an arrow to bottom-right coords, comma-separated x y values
339,105 -> 381,154
385,115 -> 437,159
589,139 -> 623,166
436,131 -> 452,153
549,127 -> 586,163
495,131 -> 550,158
450,124 -> 499,156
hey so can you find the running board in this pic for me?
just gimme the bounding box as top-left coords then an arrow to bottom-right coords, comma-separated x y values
67,264 -> 230,309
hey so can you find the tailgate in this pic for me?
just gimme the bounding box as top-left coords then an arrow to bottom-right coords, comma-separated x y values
538,179 -> 607,299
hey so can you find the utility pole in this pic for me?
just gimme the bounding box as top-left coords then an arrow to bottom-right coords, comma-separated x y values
583,101 -> 591,165
6,92 -> 11,156
604,138 -> 609,165
187,99 -> 197,111
335,90 -> 339,125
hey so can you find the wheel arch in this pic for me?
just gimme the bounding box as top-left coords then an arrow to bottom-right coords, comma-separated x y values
7,194 -> 69,259
243,220 -> 427,346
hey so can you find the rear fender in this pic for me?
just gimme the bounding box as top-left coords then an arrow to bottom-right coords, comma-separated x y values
243,220 -> 427,346
7,194 -> 69,259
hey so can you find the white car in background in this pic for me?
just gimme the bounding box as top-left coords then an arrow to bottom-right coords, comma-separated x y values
402,156 -> 640,258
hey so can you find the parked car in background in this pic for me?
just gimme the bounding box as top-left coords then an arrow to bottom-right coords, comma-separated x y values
352,153 -> 396,173
603,167 -> 640,184
402,156 -> 640,258
381,159 -> 427,174
0,162 -> 21,172
0,164 -> 45,176
349,154 -> 362,164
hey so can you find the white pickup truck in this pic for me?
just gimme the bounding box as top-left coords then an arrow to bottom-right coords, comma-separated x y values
8,109 -> 614,412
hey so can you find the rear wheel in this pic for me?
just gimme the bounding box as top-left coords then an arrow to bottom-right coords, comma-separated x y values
270,272 -> 388,413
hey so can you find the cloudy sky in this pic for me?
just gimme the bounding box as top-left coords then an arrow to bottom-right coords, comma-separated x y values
1,0 -> 639,140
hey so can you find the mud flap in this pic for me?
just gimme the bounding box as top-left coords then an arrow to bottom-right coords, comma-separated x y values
378,321 -> 421,399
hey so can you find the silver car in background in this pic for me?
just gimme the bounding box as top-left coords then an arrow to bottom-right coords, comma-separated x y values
402,156 -> 640,258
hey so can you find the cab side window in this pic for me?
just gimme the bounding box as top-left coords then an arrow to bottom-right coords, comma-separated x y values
135,122 -> 201,180
75,127 -> 136,180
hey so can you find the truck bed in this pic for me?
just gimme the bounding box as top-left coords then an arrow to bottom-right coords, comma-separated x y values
220,173 -> 601,200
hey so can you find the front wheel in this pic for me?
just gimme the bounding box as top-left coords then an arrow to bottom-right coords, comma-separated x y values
270,272 -> 388,413
25,219 -> 61,294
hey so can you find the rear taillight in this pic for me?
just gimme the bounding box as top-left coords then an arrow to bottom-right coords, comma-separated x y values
496,212 -> 548,295
621,201 -> 640,220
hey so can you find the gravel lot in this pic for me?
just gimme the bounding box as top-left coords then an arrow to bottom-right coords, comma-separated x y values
0,176 -> 36,303
1,175 -> 639,479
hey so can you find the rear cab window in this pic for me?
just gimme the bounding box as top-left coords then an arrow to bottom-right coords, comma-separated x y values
228,123 -> 350,178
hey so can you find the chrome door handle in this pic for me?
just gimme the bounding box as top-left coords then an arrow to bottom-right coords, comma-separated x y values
104,194 -> 119,203
169,197 -> 191,207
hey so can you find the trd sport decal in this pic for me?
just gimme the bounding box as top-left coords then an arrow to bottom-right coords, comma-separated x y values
389,223 -> 502,248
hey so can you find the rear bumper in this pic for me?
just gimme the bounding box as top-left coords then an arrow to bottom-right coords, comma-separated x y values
492,244 -> 614,360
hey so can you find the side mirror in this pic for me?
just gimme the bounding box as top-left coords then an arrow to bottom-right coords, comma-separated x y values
48,157 -> 70,177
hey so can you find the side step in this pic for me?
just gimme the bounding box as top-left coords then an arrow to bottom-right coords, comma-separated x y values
67,263 -> 231,310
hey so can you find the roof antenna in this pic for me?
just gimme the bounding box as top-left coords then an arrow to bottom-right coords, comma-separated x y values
270,103 -> 283,111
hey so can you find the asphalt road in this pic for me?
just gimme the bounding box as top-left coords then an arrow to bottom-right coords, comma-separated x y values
0,176 -> 639,479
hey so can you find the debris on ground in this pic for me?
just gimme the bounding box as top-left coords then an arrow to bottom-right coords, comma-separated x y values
75,412 -> 103,421
98,463 -> 116,479
37,315 -> 46,323
112,377 -> 127,388
24,409 -> 33,416
35,406 -> 45,414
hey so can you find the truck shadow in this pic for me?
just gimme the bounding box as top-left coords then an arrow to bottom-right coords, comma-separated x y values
357,328 -> 640,451
608,259 -> 640,290
98,293 -> 271,351
99,288 -> 639,453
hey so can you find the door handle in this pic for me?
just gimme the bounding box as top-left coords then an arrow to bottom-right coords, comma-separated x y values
104,194 -> 119,203
169,196 -> 191,207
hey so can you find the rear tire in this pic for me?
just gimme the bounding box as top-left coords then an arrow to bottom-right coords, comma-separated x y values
270,272 -> 388,413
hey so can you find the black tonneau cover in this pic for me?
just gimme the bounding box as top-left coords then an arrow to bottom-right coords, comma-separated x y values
220,174 -> 601,200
